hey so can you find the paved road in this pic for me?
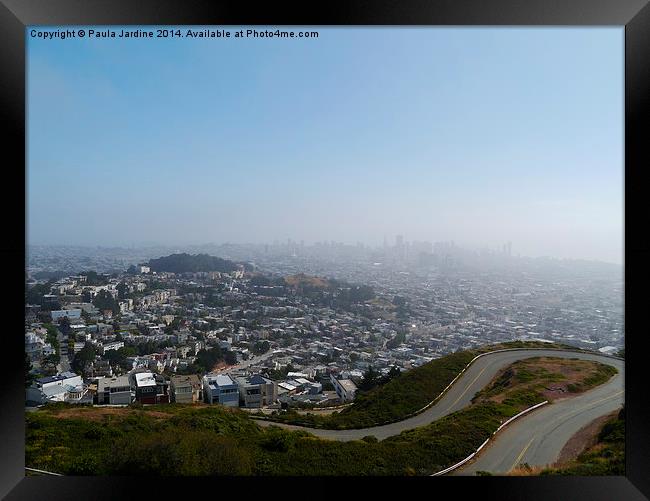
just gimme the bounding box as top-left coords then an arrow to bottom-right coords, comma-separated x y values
255,349 -> 623,445
223,350 -> 275,373
455,358 -> 623,475
56,331 -> 71,373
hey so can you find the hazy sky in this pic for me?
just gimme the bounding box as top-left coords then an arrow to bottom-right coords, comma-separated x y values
27,27 -> 623,264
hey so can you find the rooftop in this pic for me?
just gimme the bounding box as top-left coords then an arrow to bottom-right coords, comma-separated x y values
134,372 -> 157,387
206,374 -> 236,387
171,374 -> 201,387
338,379 -> 358,392
36,372 -> 79,385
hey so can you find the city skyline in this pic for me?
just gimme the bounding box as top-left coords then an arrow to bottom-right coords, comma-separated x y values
28,27 -> 623,264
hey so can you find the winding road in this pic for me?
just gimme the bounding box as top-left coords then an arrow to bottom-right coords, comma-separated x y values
254,348 -> 624,473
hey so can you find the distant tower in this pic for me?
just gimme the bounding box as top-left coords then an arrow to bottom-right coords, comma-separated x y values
507,241 -> 512,256
396,235 -> 404,248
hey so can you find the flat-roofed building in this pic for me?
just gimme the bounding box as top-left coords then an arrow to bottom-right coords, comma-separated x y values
330,374 -> 357,402
132,372 -> 157,404
51,309 -> 82,321
235,374 -> 278,408
203,373 -> 239,407
170,374 -> 202,403
96,375 -> 133,405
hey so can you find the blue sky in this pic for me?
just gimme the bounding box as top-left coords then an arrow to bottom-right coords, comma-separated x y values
27,27 -> 623,263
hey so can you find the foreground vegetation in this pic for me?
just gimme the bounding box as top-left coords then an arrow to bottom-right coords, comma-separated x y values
26,346 -> 618,476
262,340 -> 589,429
25,401 -> 526,476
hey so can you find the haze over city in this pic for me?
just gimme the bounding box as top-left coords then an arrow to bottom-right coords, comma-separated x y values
28,27 -> 623,264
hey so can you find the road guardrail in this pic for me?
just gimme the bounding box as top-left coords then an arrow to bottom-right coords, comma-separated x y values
431,400 -> 549,476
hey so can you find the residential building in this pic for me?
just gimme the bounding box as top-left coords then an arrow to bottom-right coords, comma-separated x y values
203,373 -> 239,407
170,374 -> 202,403
235,374 -> 278,408
26,371 -> 87,405
102,341 -> 124,353
155,374 -> 170,403
132,372 -> 158,404
330,374 -> 357,402
51,309 -> 82,321
95,375 -> 133,405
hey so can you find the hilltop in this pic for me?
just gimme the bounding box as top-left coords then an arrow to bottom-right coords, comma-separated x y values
146,253 -> 247,273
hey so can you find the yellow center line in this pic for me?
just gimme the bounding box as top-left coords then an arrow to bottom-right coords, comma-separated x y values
553,390 -> 624,423
508,389 -> 624,472
444,364 -> 489,413
510,435 -> 536,471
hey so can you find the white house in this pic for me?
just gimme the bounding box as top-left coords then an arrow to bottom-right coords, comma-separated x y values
330,374 -> 357,402
26,371 -> 87,405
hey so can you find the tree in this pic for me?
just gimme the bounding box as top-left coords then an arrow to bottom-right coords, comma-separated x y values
358,365 -> 380,392
224,351 -> 238,366
147,253 -> 238,273
80,271 -> 109,286
116,282 -> 128,300
44,323 -> 61,361
58,316 -> 71,336
252,340 -> 270,356
92,290 -> 120,315
386,332 -> 406,349
25,354 -> 35,388
71,343 -> 96,375
194,347 -> 224,373
385,365 -> 401,381
25,280 -> 55,306
250,275 -> 271,287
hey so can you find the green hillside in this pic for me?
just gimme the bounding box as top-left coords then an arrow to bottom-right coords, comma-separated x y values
147,253 -> 241,273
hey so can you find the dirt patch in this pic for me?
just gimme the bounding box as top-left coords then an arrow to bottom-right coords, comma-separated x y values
141,410 -> 176,419
553,410 -> 619,466
284,274 -> 330,288
212,361 -> 228,372
49,407 -> 133,421
48,407 -> 175,421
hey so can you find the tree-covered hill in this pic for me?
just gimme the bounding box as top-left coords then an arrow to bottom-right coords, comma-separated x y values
146,253 -> 241,273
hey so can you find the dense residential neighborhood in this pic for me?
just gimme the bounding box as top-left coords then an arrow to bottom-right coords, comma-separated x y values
25,242 -> 623,413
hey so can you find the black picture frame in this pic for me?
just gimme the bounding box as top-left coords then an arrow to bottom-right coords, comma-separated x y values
2,0 -> 649,499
